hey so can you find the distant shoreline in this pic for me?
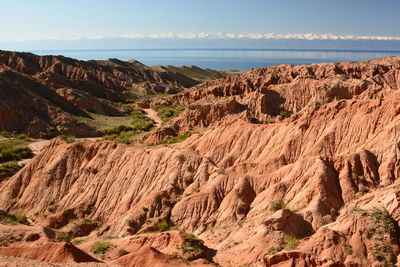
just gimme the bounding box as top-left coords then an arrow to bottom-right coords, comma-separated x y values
18,48 -> 400,71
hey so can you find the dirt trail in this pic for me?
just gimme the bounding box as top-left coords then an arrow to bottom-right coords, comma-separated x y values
143,108 -> 162,128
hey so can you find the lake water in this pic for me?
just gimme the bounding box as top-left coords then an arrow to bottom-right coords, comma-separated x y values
30,49 -> 400,71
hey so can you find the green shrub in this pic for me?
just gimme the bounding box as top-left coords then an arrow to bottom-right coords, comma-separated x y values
25,233 -> 40,242
56,135 -> 76,143
372,243 -> 396,266
284,234 -> 299,249
0,211 -> 28,225
0,141 -> 33,162
14,213 -> 27,224
102,125 -> 133,135
92,241 -> 111,254
118,249 -> 129,257
370,208 -> 395,232
153,104 -> 186,122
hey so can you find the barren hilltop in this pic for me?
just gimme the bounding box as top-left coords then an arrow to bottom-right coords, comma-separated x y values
1,51 -> 400,266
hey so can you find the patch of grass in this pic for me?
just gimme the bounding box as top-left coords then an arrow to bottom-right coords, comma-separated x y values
117,249 -> 129,257
0,132 -> 14,138
25,233 -> 40,242
14,213 -> 27,224
103,236 -> 118,240
0,161 -> 24,181
270,200 -> 286,212
56,232 -> 72,242
156,220 -> 170,232
183,245 -> 203,254
183,233 -> 204,244
0,132 -> 29,141
153,104 -> 186,122
0,140 -> 33,162
130,108 -> 154,131
154,131 -> 194,145
0,211 -> 28,225
342,242 -> 353,255
101,108 -> 154,144
103,131 -> 136,144
267,247 -> 282,255
56,135 -> 76,143
72,238 -> 89,245
136,220 -> 178,235
284,234 -> 299,250
92,241 -> 112,254
102,125 -> 133,135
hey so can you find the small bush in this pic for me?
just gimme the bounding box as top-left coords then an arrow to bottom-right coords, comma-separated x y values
284,234 -> 299,250
25,233 -> 40,242
370,208 -> 395,232
236,203 -> 250,215
56,232 -> 72,242
270,200 -> 285,212
92,241 -> 111,254
342,242 -> 353,255
0,141 -> 33,162
372,243 -> 396,266
117,249 -> 129,257
14,213 -> 27,224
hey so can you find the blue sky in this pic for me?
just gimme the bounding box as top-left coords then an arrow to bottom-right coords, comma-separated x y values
1,0 -> 400,49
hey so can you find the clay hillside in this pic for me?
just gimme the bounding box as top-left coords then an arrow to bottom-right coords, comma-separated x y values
0,50 -> 236,138
0,54 -> 400,267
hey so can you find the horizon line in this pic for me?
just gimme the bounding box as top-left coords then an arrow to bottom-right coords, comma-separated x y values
3,32 -> 400,43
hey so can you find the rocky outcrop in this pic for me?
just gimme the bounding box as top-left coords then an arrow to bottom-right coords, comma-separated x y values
0,242 -> 99,263
154,57 -> 400,130
0,51 -> 199,99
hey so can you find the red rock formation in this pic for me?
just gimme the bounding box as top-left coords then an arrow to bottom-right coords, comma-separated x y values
0,242 -> 99,263
1,57 -> 400,266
